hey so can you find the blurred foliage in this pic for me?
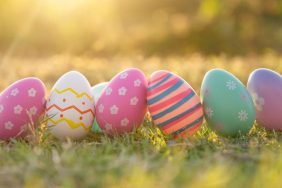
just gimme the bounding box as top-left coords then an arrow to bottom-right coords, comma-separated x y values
1,53 -> 282,91
0,0 -> 281,56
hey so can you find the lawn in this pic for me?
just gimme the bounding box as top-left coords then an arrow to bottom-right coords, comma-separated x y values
0,54 -> 282,187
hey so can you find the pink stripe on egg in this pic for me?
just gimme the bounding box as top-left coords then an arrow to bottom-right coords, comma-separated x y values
162,107 -> 203,134
174,121 -> 202,139
147,81 -> 188,101
149,89 -> 192,113
153,95 -> 200,124
148,84 -> 189,116
147,78 -> 179,98
149,72 -> 169,85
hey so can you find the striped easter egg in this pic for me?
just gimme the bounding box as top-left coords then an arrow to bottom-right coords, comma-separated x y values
147,70 -> 204,138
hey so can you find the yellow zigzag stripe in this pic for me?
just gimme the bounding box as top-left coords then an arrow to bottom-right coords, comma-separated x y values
48,118 -> 90,131
54,88 -> 93,100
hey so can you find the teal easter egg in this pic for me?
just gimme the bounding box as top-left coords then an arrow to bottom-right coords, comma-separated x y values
91,82 -> 108,133
200,69 -> 255,136
92,118 -> 102,133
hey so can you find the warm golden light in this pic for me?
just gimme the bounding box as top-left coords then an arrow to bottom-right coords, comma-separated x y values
0,0 -> 281,56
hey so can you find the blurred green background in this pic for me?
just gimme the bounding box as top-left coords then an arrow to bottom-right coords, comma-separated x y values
0,0 -> 282,56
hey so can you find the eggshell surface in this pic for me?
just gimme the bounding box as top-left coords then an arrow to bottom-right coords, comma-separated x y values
91,82 -> 108,133
91,82 -> 108,105
95,68 -> 147,135
201,69 -> 255,136
147,70 -> 204,138
46,71 -> 95,139
247,68 -> 282,130
0,78 -> 46,140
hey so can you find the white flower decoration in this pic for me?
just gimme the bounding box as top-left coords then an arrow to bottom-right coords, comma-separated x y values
251,92 -> 265,111
226,80 -> 237,90
28,106 -> 38,116
134,79 -> 141,87
0,105 -> 4,113
130,97 -> 139,105
238,110 -> 248,121
98,104 -> 104,113
121,118 -> 129,127
11,88 -> 19,96
105,87 -> 112,96
4,121 -> 14,130
105,123 -> 113,130
120,72 -> 128,79
110,105 -> 119,115
118,87 -> 127,96
28,88 -> 37,97
14,105 -> 23,115
205,107 -> 214,118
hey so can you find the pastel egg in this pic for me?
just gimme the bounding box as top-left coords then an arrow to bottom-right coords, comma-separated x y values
147,70 -> 204,138
92,118 -> 102,133
90,82 -> 108,133
46,71 -> 95,140
201,69 -> 256,136
91,82 -> 108,105
247,68 -> 282,130
0,78 -> 46,140
95,68 -> 147,135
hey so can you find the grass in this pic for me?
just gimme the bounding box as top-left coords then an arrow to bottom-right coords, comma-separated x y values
0,53 -> 282,187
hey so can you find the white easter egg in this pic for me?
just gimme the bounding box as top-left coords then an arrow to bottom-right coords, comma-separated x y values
46,71 -> 95,140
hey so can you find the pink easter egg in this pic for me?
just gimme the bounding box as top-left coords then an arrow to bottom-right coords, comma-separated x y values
96,68 -> 147,135
147,70 -> 204,139
0,78 -> 46,140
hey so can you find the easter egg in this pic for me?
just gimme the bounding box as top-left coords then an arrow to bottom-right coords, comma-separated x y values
92,118 -> 102,133
91,82 -> 108,133
201,69 -> 255,136
247,68 -> 282,130
95,68 -> 147,135
46,71 -> 95,140
91,82 -> 108,105
0,78 -> 46,140
147,70 -> 204,138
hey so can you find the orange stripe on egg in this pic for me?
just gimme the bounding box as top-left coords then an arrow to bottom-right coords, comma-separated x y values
147,77 -> 181,100
173,121 -> 202,139
149,72 -> 169,85
148,84 -> 189,114
152,94 -> 199,122
147,78 -> 179,97
149,89 -> 192,113
162,107 -> 203,134
46,104 -> 95,116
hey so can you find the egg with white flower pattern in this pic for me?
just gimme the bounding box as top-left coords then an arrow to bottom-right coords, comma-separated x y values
200,69 -> 256,136
247,68 -> 282,130
46,71 -> 95,140
0,78 -> 46,140
95,68 -> 147,135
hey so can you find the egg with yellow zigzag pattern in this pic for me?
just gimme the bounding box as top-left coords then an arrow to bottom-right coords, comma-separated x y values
46,71 -> 95,140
